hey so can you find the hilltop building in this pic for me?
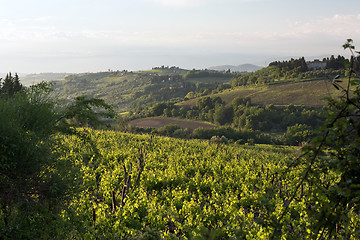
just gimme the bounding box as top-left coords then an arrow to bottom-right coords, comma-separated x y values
307,59 -> 327,70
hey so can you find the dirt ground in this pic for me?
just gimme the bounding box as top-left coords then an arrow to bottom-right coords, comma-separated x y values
128,117 -> 217,131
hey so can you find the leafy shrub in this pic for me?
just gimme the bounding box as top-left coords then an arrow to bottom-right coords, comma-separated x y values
210,135 -> 228,144
283,123 -> 312,145
157,124 -> 181,136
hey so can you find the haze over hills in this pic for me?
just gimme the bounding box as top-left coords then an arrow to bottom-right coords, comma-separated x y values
5,55 -> 346,114
0,72 -> 72,86
20,73 -> 72,86
208,64 -> 263,72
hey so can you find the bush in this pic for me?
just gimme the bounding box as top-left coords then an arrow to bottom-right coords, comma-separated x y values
158,124 -> 181,136
0,80 -> 116,238
0,82 -> 69,238
210,135 -> 228,144
0,83 -> 58,178
283,123 -> 312,145
192,127 -> 274,144
172,128 -> 190,139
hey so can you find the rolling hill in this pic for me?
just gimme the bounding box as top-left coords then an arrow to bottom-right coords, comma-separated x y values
177,79 -> 341,107
208,63 -> 263,72
21,73 -> 71,86
26,61 -> 345,117
50,68 -> 235,112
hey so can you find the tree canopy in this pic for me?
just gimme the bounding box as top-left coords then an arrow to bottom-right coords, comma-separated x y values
0,72 -> 22,98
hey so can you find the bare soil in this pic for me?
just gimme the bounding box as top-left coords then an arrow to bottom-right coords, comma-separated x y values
128,117 -> 217,131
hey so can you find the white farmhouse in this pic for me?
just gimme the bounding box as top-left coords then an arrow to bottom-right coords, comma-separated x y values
307,59 -> 327,70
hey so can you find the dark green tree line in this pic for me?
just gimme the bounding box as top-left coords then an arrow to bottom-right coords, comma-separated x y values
0,72 -> 22,98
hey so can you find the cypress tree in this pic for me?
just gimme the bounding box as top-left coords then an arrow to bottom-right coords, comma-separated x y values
0,72 -> 22,98
1,73 -> 14,97
13,73 -> 22,93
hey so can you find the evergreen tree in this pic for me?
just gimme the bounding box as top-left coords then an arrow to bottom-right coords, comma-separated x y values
1,73 -> 13,97
0,72 -> 23,98
13,73 -> 22,93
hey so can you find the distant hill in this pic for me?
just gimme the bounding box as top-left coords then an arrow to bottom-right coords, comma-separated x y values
208,64 -> 263,72
28,63 -> 344,115
0,73 -> 27,80
20,73 -> 71,86
51,69 -> 231,112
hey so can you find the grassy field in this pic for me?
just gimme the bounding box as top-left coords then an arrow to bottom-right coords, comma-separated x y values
177,79 -> 341,107
184,76 -> 232,84
128,117 -> 217,130
142,68 -> 188,75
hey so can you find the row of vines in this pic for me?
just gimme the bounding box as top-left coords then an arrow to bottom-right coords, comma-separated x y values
44,129 -> 357,239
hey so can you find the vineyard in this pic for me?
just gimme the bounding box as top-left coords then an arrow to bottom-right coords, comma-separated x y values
1,47 -> 360,239
26,129 -> 353,239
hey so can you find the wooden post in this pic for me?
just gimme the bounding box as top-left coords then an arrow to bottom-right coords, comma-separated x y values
92,206 -> 96,229
120,185 -> 127,207
278,179 -> 282,198
111,191 -> 116,213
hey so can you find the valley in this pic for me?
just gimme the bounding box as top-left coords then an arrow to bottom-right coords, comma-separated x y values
1,54 -> 358,239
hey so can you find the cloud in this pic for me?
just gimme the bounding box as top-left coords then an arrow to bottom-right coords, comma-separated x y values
0,17 -> 51,26
209,14 -> 360,55
0,16 -> 57,41
286,14 -> 360,38
1,11 -> 358,71
140,0 -> 267,8
138,0 -> 203,7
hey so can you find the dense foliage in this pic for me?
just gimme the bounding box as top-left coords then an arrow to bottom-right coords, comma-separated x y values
64,95 -> 116,128
1,42 -> 359,239
269,57 -> 308,72
183,69 -> 234,80
52,69 -> 235,114
40,130 -> 308,239
0,82 -> 65,239
230,56 -> 346,87
134,96 -> 322,145
0,79 -> 116,239
0,73 -> 22,98
1,126 -> 356,239
276,39 -> 360,239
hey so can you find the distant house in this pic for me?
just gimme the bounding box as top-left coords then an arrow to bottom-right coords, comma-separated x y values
307,59 -> 327,70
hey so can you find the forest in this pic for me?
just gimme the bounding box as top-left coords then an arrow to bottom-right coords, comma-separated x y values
0,40 -> 360,239
132,96 -> 321,145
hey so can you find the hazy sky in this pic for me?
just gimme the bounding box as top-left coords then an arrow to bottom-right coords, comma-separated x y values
1,0 -> 360,73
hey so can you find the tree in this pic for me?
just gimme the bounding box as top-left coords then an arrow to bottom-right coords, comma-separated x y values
283,123 -> 312,145
214,105 -> 233,125
274,39 -> 360,238
326,55 -> 346,70
0,81 -> 63,238
232,96 -> 251,107
0,79 -> 116,238
196,96 -> 224,110
151,102 -> 169,116
0,72 -> 22,98
64,95 -> 116,128
13,73 -> 22,93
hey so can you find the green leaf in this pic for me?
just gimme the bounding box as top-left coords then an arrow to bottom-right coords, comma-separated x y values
344,59 -> 351,68
332,83 -> 339,90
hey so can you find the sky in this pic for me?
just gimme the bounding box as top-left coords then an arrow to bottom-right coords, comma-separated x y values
1,0 -> 360,73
